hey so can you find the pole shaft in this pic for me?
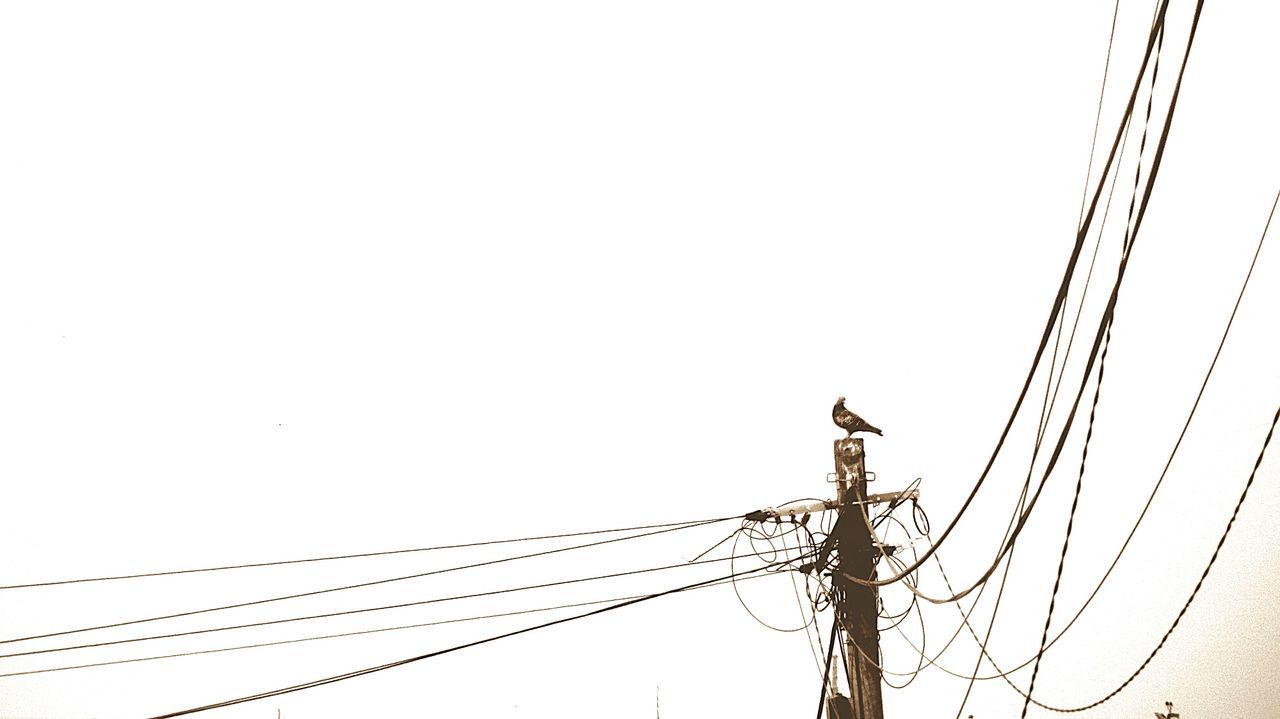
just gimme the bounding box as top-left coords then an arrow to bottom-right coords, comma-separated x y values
833,438 -> 883,719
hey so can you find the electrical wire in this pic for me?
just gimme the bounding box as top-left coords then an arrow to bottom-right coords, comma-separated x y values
0,514 -> 741,591
140,561 -> 802,719
1040,0 -> 1156,450
979,183 -> 1279,703
917,77 -> 1277,700
843,0 -> 1175,589
782,520 -> 831,680
816,570 -> 925,687
949,474 -> 1031,719
877,554 -> 927,689
1074,0 -> 1125,229
0,571 -> 786,679
814,616 -> 840,719
935,16 -> 1267,705
731,521 -> 818,633
850,0 -> 1198,601
0,517 -> 732,647
0,555 -> 747,660
1040,403 -> 1279,713
1018,15 -> 1167,718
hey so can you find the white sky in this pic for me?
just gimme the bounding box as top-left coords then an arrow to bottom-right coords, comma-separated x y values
2,1 -> 1278,718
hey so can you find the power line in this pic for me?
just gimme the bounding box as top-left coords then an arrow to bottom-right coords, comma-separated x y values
1074,0 -> 1125,228
814,616 -> 839,719
731,522 -> 819,634
1019,16 -> 1170,719
1041,0 -> 1155,447
921,8 -> 1266,706
139,560 -> 804,719
938,24 -> 1143,698
913,181 -> 1279,691
0,514 -> 741,591
845,0 -> 1175,589
0,517 -> 733,646
0,572 -> 784,679
1041,403 -> 1278,713
0,553 -> 796,660
851,0 -> 1201,602
1013,183 -> 1278,709
947,476 -> 1030,719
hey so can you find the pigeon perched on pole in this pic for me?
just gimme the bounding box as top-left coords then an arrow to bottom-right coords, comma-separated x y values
832,396 -> 883,436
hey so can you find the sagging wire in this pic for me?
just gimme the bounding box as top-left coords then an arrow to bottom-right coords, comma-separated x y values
730,513 -> 822,634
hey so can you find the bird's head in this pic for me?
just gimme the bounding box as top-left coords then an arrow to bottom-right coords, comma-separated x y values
836,396 -> 846,404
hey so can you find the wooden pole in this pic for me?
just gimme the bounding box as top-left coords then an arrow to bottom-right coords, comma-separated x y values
832,437 -> 883,719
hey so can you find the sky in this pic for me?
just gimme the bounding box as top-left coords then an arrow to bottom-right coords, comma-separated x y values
1,1 -> 1278,718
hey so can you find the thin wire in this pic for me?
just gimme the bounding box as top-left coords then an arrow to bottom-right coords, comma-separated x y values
731,522 -> 817,633
949,471 -> 1030,719
783,521 -> 830,678
1076,0 -> 1125,227
1019,17 -> 1166,717
817,573 -> 924,686
933,5 -> 1245,698
0,572 -> 785,679
0,555 -> 742,660
1042,0 -> 1152,443
0,515 -> 741,591
850,0 -> 1193,600
814,616 -> 840,719
1041,404 -> 1279,712
876,554 -> 927,689
925,57 -> 1273,698
141,561 -> 803,719
1001,183 -> 1279,704
0,517 -> 732,646
845,0 -> 1175,589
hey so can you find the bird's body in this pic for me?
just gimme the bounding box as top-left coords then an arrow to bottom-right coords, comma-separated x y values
832,397 -> 882,436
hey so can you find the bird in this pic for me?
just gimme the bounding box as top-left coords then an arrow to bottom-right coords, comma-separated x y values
832,396 -> 883,436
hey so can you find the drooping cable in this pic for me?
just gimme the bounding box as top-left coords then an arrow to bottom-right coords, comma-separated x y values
948,465 -> 1031,719
731,521 -> 818,633
1038,404 -> 1279,713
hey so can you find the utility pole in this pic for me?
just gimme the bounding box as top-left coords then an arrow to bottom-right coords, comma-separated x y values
747,427 -> 915,719
832,436 -> 883,719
